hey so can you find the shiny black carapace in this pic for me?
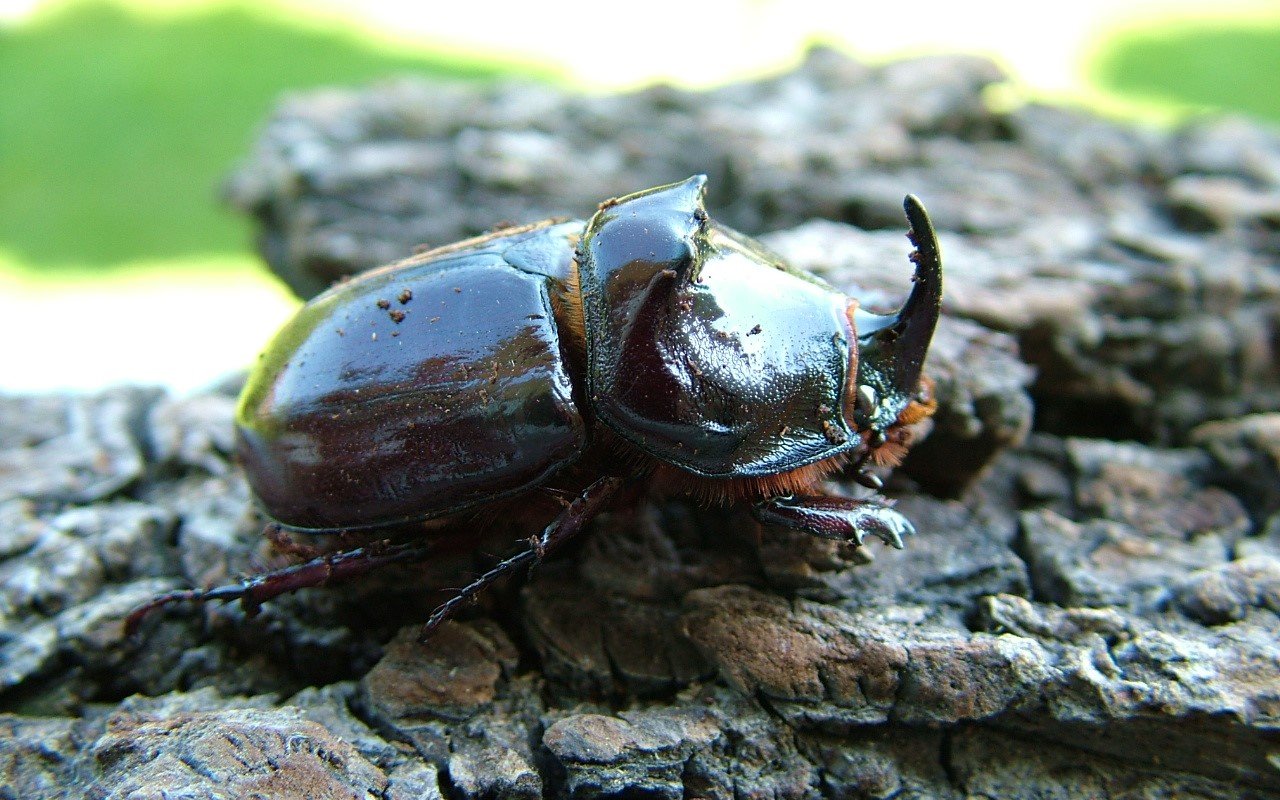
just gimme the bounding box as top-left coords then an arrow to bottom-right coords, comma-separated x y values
128,176 -> 943,639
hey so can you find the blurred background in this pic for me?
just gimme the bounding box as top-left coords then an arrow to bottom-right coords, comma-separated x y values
1,0 -> 1277,394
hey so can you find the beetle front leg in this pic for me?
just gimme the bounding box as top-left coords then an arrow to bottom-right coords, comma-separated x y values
751,494 -> 914,551
849,449 -> 885,491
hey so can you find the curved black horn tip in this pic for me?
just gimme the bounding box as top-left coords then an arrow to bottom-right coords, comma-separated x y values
902,195 -> 941,278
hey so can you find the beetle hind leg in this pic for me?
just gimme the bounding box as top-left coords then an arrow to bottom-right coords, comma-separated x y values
124,537 -> 435,637
751,493 -> 914,552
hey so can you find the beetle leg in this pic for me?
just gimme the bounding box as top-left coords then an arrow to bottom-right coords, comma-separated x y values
751,494 -> 914,551
124,538 -> 434,637
419,475 -> 625,641
538,486 -> 577,509
848,449 -> 885,491
263,522 -> 325,559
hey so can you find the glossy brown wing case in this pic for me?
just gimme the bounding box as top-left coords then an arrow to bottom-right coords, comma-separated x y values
235,222 -> 587,531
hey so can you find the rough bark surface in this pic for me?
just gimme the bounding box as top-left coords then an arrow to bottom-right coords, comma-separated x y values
3,50 -> 1279,798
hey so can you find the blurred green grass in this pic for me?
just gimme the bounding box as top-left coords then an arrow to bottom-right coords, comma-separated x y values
2,2 -> 1278,279
1090,15 -> 1280,124
0,1 -> 554,272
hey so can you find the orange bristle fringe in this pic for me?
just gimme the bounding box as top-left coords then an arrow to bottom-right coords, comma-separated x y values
552,252 -> 588,368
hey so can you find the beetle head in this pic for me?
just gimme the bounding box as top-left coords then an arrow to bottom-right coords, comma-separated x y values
849,195 -> 943,441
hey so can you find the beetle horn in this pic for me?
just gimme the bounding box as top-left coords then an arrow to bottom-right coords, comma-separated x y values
852,195 -> 943,432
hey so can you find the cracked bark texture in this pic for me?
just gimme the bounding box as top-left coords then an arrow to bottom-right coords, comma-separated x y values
3,49 -> 1280,798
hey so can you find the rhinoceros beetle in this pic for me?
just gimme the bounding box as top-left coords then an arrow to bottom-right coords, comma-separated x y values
127,176 -> 942,640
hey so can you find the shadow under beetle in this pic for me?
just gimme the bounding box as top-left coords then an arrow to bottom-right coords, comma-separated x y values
127,175 -> 943,640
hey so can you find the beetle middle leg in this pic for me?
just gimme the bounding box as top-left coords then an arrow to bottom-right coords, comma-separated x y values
750,493 -> 914,552
419,474 -> 625,641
